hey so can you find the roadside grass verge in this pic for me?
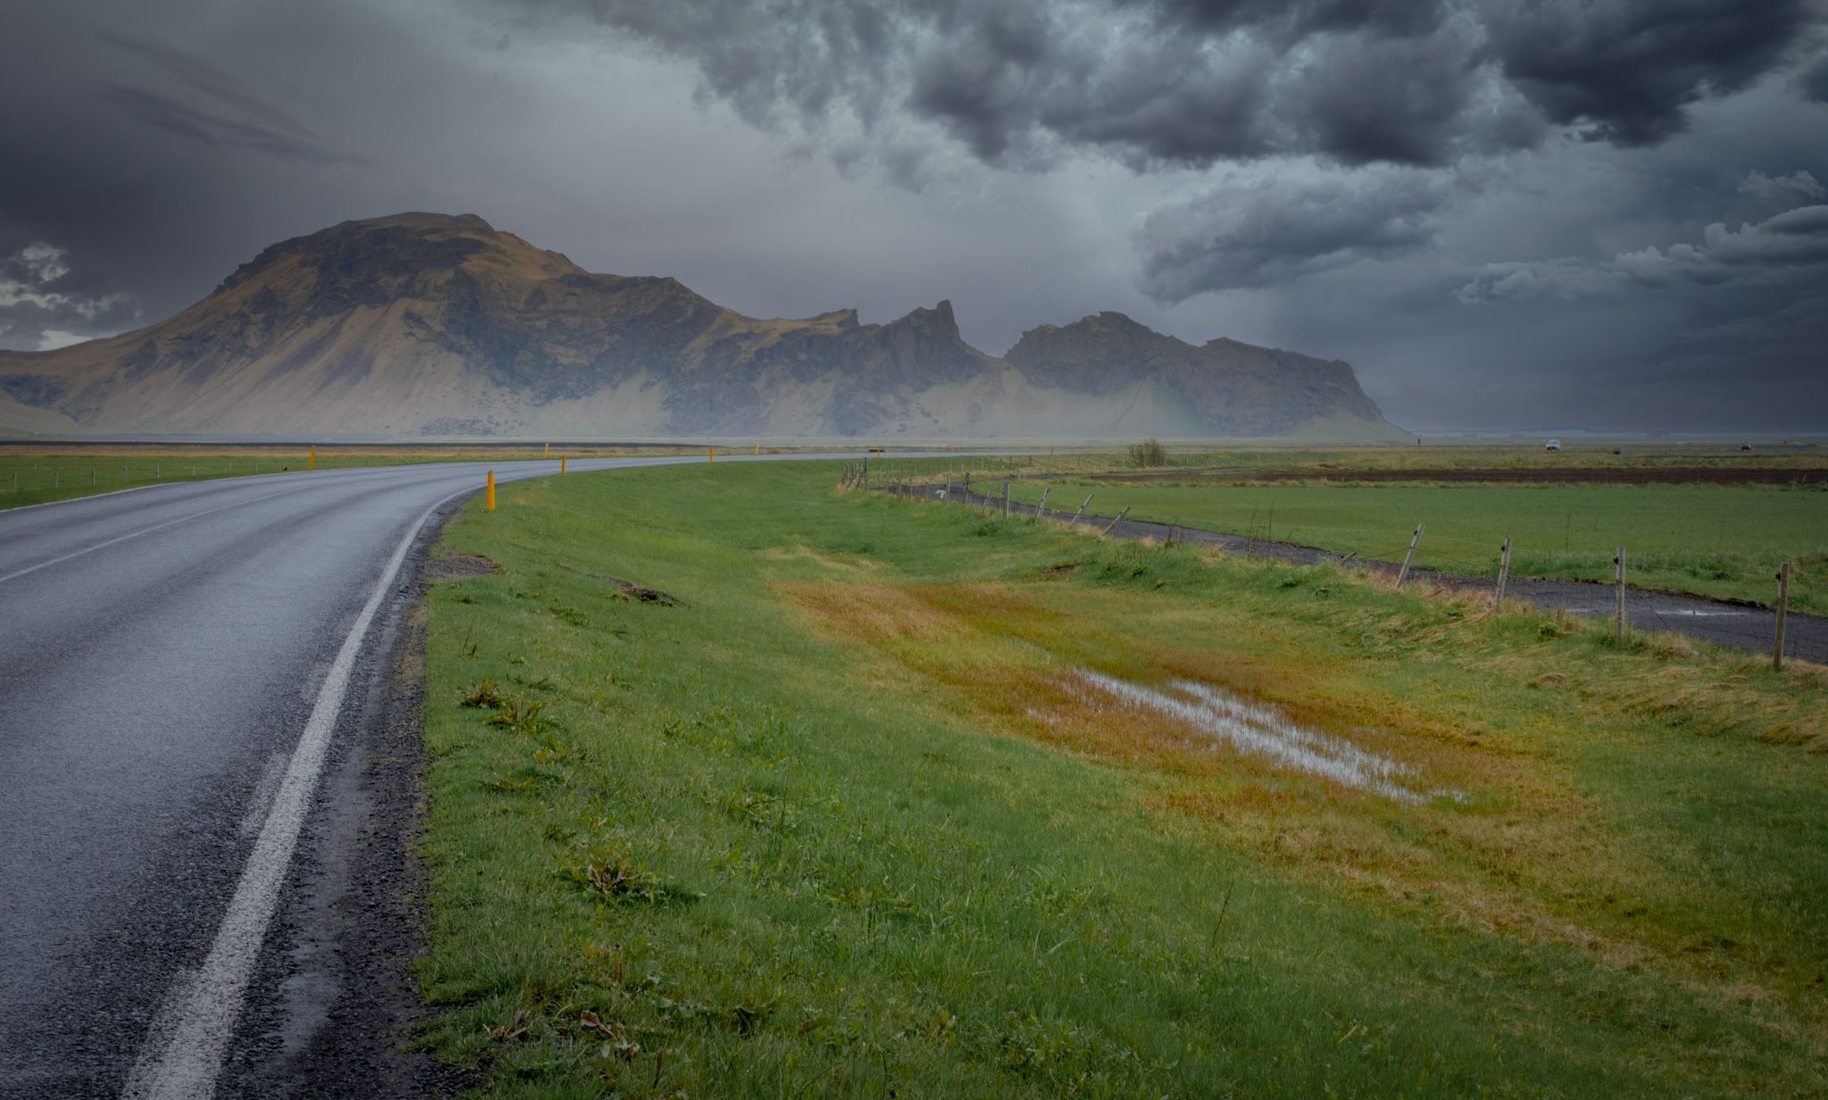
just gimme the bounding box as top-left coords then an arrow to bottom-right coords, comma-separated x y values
418,461 -> 1827,1097
0,445 -> 693,510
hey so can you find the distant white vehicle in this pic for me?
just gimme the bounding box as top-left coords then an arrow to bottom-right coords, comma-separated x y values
1544,439 -> 1561,452
1739,442 -> 1753,452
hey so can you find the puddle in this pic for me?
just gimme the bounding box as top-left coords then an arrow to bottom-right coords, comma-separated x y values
1069,669 -> 1454,803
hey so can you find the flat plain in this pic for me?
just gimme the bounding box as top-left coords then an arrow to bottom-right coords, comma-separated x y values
414,460 -> 1826,1097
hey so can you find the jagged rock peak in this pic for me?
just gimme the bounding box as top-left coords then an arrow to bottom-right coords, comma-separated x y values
885,299 -> 959,336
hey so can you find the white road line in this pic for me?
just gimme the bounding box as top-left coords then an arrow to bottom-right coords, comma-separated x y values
123,486 -> 469,1100
235,753 -> 290,840
0,487 -> 299,587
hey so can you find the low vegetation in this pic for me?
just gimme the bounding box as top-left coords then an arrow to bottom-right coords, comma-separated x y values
0,444 -> 710,510
998,477 -> 1827,614
1127,437 -> 1168,467
416,460 -> 1826,1097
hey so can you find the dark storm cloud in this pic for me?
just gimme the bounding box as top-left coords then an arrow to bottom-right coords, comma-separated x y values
501,0 -> 1818,172
1800,52 -> 1828,101
496,0 -> 1525,172
1483,0 -> 1817,145
1136,169 -> 1452,298
2,0 -> 1825,431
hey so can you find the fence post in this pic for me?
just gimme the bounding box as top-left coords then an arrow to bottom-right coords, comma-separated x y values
1614,547 -> 1627,642
1395,523 -> 1424,587
1036,486 -> 1050,519
1069,492 -> 1093,527
1002,481 -> 1011,519
1772,562 -> 1791,670
1493,537 -> 1512,608
1100,506 -> 1131,536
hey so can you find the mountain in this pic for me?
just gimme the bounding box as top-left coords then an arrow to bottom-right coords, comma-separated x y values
0,212 -> 1405,440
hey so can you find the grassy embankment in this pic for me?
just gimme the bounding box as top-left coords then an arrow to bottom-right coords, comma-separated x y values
0,445 -> 705,510
416,460 -> 1826,1097
992,477 -> 1827,615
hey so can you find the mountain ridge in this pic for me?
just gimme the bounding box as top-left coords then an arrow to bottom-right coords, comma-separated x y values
0,212 -> 1405,440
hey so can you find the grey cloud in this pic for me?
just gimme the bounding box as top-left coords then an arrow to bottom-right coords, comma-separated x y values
1740,169 -> 1825,204
1136,168 -> 1453,300
100,33 -> 322,144
97,85 -> 358,164
494,0 -> 1820,175
1274,24 -> 1516,167
97,32 -> 359,164
1482,0 -> 1816,145
1455,203 -> 1828,301
0,241 -> 137,350
1801,53 -> 1828,101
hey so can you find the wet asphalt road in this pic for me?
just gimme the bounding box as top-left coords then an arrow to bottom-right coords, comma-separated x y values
0,456 -> 705,1098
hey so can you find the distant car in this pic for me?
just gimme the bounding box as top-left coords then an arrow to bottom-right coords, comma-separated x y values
1544,439 -> 1561,452
1739,442 -> 1753,452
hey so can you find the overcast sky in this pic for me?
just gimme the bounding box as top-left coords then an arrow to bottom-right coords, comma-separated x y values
2,0 -> 1826,431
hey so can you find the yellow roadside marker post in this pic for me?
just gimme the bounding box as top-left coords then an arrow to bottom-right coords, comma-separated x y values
561,455 -> 568,475
486,469 -> 496,511
754,443 -> 760,455
307,445 -> 316,471
708,447 -> 715,463
544,442 -> 550,458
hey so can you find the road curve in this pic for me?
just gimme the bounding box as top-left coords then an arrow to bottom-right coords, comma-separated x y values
0,455 -> 749,1098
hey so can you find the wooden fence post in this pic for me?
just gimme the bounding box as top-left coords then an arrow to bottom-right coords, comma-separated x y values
1100,506 -> 1131,536
1069,493 -> 1093,527
1493,537 -> 1512,608
1036,487 -> 1051,518
1772,562 -> 1791,670
1395,523 -> 1424,588
1003,481 -> 1011,519
1614,547 -> 1627,642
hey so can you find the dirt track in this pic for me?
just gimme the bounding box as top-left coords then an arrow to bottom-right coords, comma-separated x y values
1092,466 -> 1828,485
905,484 -> 1825,665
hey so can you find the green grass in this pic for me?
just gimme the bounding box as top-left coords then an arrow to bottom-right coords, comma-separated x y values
416,461 -> 1827,1097
0,445 -> 697,510
992,478 -> 1828,614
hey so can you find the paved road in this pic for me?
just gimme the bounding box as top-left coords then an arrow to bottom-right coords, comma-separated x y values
0,456 -> 725,1098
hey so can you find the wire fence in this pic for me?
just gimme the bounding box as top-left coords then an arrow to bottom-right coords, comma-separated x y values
839,455 -> 1824,665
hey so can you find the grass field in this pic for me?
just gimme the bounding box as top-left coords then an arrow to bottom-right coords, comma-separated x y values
987,478 -> 1828,615
0,445 -> 709,510
415,460 -> 1826,1097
